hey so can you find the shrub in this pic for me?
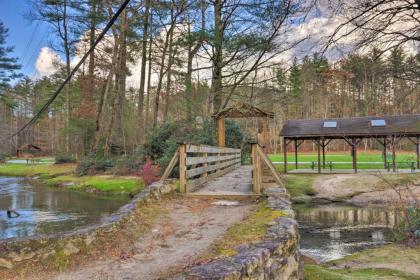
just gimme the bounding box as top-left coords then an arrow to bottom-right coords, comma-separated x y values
75,156 -> 113,176
55,154 -> 76,164
393,206 -> 420,245
138,160 -> 160,185
111,155 -> 142,176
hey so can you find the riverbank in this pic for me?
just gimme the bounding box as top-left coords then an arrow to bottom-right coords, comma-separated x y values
305,244 -> 420,280
285,173 -> 420,280
0,163 -> 144,195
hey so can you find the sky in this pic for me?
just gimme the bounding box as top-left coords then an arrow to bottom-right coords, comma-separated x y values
0,0 -> 53,76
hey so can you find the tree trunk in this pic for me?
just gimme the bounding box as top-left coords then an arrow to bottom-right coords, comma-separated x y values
138,0 -> 150,141
211,0 -> 223,114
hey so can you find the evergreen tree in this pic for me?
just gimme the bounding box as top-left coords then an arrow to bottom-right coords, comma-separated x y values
289,58 -> 301,98
0,21 -> 21,107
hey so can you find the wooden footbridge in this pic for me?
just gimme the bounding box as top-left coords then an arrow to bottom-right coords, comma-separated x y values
161,142 -> 283,196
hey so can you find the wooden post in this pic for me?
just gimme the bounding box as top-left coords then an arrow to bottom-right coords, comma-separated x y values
317,139 -> 321,174
416,135 -> 419,170
217,116 -> 225,147
383,137 -> 387,170
352,138 -> 357,173
391,136 -> 396,172
283,138 -> 288,173
252,143 -> 261,194
294,139 -> 298,170
322,139 -> 326,169
179,144 -> 186,193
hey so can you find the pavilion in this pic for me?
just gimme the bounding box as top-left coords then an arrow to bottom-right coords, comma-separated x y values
280,115 -> 420,173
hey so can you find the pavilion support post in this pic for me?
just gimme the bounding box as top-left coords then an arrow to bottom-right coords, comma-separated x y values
391,136 -> 397,172
383,137 -> 387,170
351,138 -> 358,173
283,138 -> 288,173
316,139 -> 321,174
294,139 -> 298,169
217,116 -> 225,147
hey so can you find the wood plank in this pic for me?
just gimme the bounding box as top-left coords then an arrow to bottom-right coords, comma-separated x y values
252,144 -> 262,194
161,150 -> 178,180
186,158 -> 241,178
186,163 -> 241,192
186,144 -> 240,154
186,154 -> 240,165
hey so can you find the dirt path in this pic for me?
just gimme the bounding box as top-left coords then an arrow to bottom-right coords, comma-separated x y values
46,197 -> 254,280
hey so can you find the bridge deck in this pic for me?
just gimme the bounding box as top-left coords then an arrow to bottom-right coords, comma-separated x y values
191,165 -> 253,196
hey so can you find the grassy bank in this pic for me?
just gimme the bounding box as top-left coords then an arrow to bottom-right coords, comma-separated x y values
0,163 -> 144,195
203,201 -> 285,259
305,245 -> 420,280
284,174 -> 317,197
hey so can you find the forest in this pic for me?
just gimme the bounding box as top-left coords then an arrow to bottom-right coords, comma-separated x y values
0,0 -> 419,162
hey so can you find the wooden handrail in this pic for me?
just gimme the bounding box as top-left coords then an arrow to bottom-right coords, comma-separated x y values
251,143 -> 283,193
178,144 -> 241,193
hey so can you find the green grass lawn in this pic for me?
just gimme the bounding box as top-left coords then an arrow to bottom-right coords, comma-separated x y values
269,151 -> 418,171
0,163 -> 144,195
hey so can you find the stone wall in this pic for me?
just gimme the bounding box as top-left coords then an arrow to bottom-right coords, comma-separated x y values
171,187 -> 302,280
0,180 -> 176,270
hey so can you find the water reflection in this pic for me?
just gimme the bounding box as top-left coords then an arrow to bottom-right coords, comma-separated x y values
295,204 -> 401,262
0,177 -> 129,239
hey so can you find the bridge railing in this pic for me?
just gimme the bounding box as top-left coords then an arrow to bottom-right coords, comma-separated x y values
178,144 -> 241,193
251,143 -> 283,193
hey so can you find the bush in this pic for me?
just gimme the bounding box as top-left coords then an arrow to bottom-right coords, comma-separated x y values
111,155 -> 142,176
75,156 -> 113,176
138,160 -> 160,185
393,206 -> 420,245
55,154 -> 76,164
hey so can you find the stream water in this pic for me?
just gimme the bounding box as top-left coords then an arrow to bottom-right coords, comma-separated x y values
0,176 -> 130,240
295,203 -> 400,262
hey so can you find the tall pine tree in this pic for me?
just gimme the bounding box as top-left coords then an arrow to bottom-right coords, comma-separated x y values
0,21 -> 21,107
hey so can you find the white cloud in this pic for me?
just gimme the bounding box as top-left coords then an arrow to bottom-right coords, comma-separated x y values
35,47 -> 61,77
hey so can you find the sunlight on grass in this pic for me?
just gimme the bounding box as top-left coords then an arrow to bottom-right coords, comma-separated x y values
0,163 -> 144,194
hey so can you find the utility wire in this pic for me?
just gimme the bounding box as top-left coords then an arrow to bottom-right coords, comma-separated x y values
9,0 -> 131,139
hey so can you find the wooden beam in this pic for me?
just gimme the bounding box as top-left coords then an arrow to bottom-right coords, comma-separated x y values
217,116 -> 225,147
352,138 -> 358,173
383,137 -> 387,169
252,143 -> 262,193
312,139 -> 322,174
391,136 -> 396,172
161,150 -> 179,180
283,138 -> 288,173
179,144 -> 187,193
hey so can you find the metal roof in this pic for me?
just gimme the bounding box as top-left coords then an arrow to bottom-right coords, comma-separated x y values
280,115 -> 420,138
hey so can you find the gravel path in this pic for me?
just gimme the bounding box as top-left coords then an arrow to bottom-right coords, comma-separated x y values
47,197 -> 254,280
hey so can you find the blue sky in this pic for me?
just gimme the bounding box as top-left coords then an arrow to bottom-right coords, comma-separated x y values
0,0 -> 51,76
